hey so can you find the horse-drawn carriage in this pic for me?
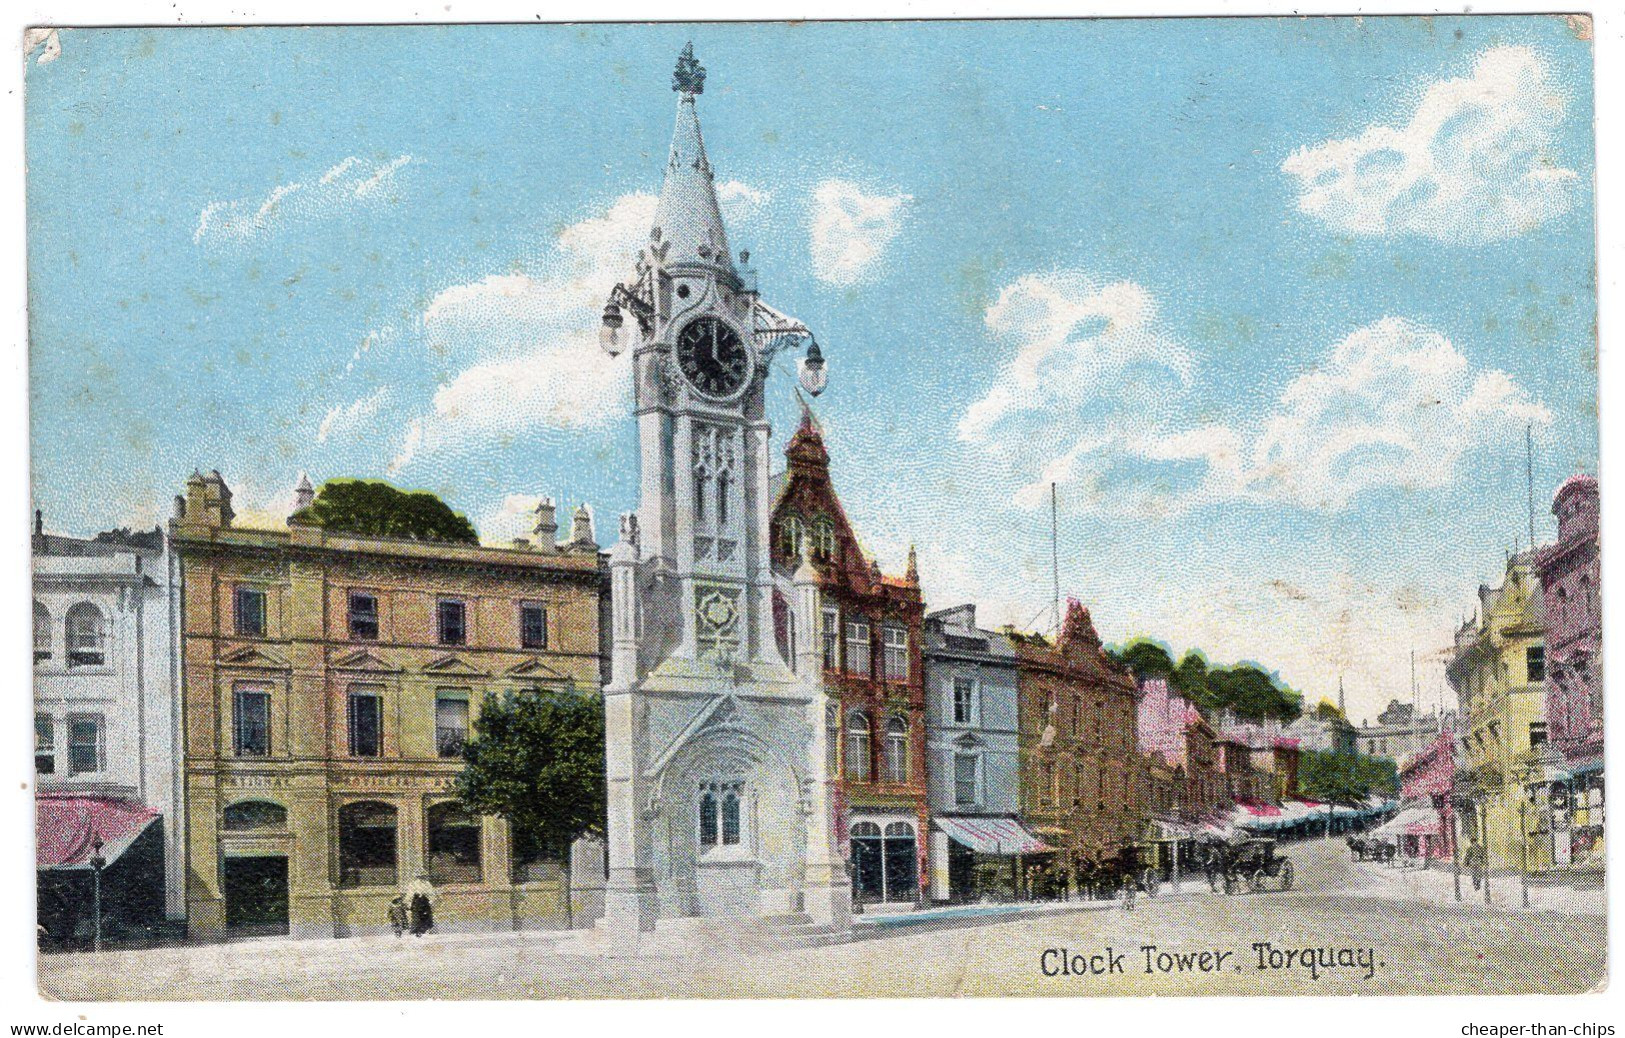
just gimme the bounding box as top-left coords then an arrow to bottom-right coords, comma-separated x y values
1202,835 -> 1294,894
1346,835 -> 1397,864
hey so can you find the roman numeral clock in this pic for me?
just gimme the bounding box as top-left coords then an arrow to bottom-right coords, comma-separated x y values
582,44 -> 848,952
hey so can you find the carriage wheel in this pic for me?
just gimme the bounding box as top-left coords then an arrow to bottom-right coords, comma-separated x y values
1278,860 -> 1294,891
1247,868 -> 1266,893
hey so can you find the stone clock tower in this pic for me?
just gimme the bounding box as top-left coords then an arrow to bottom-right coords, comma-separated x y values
586,45 -> 848,952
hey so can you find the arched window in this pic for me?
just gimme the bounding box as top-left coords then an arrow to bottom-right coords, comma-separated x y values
426,802 -> 482,884
825,703 -> 840,778
699,788 -> 719,847
65,603 -> 106,667
884,715 -> 910,784
721,787 -> 741,845
693,466 -> 710,525
337,801 -> 397,888
224,800 -> 287,831
33,601 -> 50,662
845,710 -> 871,782
698,782 -> 744,848
715,470 -> 730,528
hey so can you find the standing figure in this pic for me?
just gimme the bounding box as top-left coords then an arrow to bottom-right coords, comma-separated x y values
407,872 -> 435,936
387,896 -> 407,938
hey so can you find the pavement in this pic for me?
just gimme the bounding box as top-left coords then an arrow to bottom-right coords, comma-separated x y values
38,838 -> 1605,1000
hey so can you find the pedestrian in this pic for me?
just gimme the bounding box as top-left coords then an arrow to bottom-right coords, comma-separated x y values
1119,844 -> 1139,912
387,895 -> 407,938
1465,841 -> 1486,891
407,871 -> 435,936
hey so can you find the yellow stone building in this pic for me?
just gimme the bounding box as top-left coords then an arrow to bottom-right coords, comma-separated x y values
1447,550 -> 1548,871
171,472 -> 604,940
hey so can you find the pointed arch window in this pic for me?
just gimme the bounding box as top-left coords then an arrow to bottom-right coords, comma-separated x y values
814,517 -> 837,559
825,703 -> 840,777
698,781 -> 744,848
779,515 -> 805,560
845,710 -> 872,782
693,466 -> 710,525
715,469 -> 730,529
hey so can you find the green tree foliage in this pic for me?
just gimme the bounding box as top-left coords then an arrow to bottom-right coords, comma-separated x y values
1206,663 -> 1303,722
1297,749 -> 1397,805
1314,697 -> 1347,721
1108,638 -> 1176,678
454,686 -> 606,862
300,479 -> 479,545
1172,650 -> 1210,700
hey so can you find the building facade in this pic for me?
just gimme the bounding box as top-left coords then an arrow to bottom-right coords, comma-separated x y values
770,409 -> 929,907
592,45 -> 849,950
33,520 -> 183,944
1010,601 -> 1146,894
172,471 -> 604,940
921,604 -> 1038,904
1357,700 -> 1448,761
1447,551 -> 1547,871
1534,474 -> 1603,868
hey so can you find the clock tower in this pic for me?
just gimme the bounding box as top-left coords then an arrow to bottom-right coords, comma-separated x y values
587,44 -> 849,951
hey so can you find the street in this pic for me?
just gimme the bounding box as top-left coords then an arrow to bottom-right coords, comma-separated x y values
39,839 -> 1605,1000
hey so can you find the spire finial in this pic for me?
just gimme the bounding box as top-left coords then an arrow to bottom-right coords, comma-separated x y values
673,42 -> 706,95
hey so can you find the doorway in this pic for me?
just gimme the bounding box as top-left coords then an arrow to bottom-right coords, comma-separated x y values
223,856 -> 289,935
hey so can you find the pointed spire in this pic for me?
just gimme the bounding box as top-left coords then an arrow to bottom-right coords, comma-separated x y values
905,544 -> 919,585
294,473 -> 315,512
650,45 -> 733,277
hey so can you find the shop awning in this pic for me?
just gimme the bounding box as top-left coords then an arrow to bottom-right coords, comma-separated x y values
1371,805 -> 1441,838
36,795 -> 159,871
934,815 -> 1051,855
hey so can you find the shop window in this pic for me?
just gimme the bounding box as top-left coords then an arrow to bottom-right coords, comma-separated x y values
348,591 -> 379,641
65,603 -> 106,668
427,802 -> 483,884
337,801 -> 398,887
235,586 -> 267,637
519,602 -> 548,650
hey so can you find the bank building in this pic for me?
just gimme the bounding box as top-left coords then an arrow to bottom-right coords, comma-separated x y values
578,44 -> 850,952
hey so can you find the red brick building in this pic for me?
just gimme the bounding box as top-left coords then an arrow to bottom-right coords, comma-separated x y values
1009,600 -> 1147,894
770,409 -> 928,906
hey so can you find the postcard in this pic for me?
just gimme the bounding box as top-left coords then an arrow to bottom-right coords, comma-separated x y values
26,16 -> 1604,1000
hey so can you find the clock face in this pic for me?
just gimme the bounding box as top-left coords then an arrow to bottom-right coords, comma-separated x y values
675,316 -> 751,399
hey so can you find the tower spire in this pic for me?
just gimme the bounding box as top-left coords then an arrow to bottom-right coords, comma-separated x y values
651,44 -> 733,277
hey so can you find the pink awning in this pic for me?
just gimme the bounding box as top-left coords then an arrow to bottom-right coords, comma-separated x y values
36,795 -> 159,870
934,816 -> 1051,855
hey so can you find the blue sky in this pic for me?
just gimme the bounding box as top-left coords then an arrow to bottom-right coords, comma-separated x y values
26,18 -> 1596,724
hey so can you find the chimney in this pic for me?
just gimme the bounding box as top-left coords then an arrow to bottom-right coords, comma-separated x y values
569,503 -> 597,551
33,508 -> 43,538
294,473 -> 316,512
533,497 -> 559,553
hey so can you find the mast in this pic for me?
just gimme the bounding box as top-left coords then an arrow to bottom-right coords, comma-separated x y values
1051,482 -> 1060,635
1526,424 -> 1537,553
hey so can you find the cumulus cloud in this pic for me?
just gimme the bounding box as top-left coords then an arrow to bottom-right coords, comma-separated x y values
1282,46 -> 1579,243
808,180 -> 911,285
194,155 -> 413,246
389,184 -> 765,468
960,272 -> 1549,516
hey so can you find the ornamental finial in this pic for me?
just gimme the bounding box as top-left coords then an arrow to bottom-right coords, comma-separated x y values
673,42 -> 706,95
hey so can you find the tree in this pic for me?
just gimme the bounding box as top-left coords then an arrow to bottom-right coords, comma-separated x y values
1172,650 -> 1211,704
299,479 -> 478,545
1298,749 -> 1397,806
453,686 -> 606,926
1109,638 -> 1176,680
1314,697 -> 1346,721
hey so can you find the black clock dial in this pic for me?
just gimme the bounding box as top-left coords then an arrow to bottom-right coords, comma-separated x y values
675,316 -> 751,398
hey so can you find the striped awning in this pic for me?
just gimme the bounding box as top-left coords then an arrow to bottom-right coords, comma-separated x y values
36,795 -> 160,870
934,815 -> 1051,855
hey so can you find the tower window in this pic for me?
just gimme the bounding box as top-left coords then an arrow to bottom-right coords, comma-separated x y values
716,470 -> 730,528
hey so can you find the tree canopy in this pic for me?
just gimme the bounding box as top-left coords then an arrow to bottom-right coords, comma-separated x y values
1108,638 -> 1176,678
1297,750 -> 1397,805
453,686 -> 606,859
299,479 -> 478,545
1110,640 -> 1302,722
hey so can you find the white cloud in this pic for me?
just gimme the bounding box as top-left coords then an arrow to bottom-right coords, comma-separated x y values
390,184 -> 765,467
1282,46 -> 1579,243
194,155 -> 413,246
959,272 -> 1549,517
808,180 -> 911,285
478,493 -> 550,546
316,386 -> 389,444
1247,316 -> 1551,509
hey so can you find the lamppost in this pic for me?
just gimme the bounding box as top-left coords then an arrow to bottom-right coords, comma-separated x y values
88,834 -> 105,953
